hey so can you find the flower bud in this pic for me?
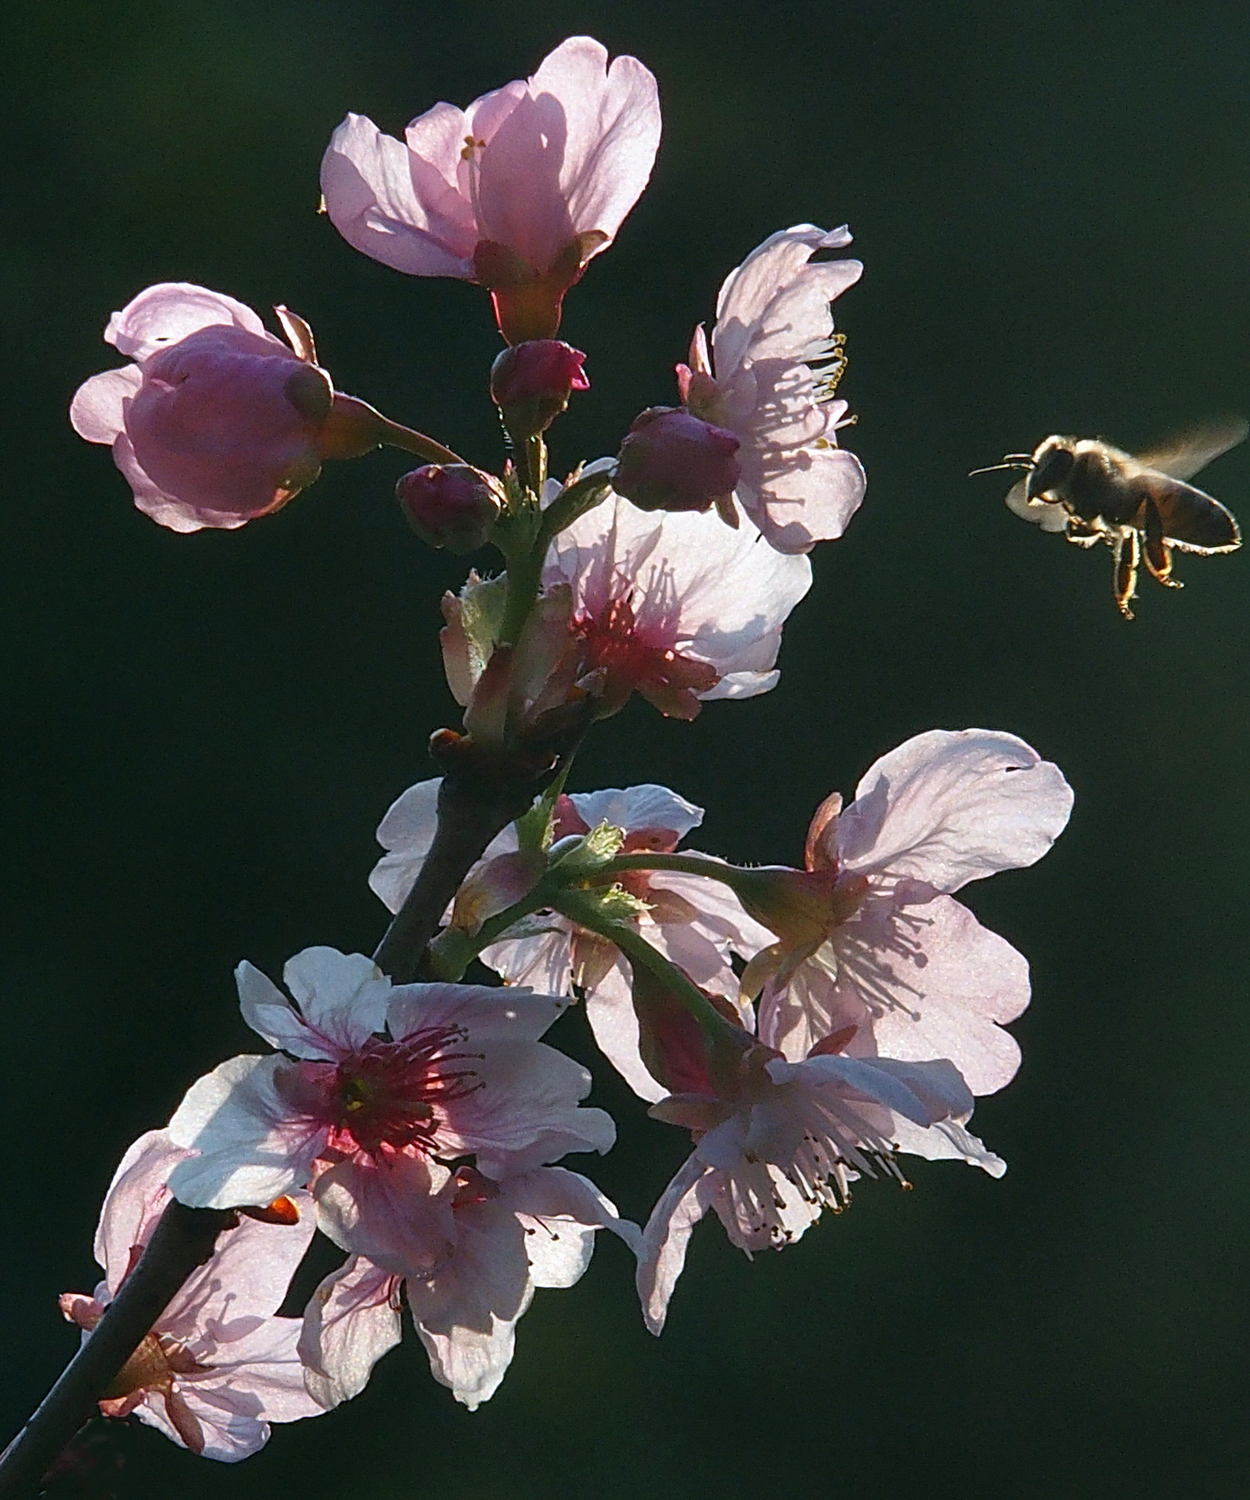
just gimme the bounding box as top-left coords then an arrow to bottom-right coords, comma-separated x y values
396,464 -> 504,553
612,407 -> 741,516
490,340 -> 590,441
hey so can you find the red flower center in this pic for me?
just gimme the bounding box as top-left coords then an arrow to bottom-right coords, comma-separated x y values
327,1026 -> 483,1156
573,593 -> 718,720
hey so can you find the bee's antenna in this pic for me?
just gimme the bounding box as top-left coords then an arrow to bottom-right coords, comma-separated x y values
968,458 -> 1033,477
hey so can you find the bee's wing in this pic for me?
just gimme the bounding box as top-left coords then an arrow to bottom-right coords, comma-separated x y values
1005,477 -> 1069,532
1137,415 -> 1249,481
1138,473 -> 1242,553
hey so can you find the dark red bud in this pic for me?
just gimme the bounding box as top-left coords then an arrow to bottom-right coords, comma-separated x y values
612,407 -> 741,515
490,340 -> 589,441
396,464 -> 503,553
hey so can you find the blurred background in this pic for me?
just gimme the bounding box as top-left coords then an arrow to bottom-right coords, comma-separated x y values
4,1 -> 1250,1495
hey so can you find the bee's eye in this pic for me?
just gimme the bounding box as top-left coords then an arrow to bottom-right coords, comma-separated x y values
1027,446 -> 1075,499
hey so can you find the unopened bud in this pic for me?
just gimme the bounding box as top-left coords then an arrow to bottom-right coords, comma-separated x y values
396,464 -> 504,553
612,407 -> 741,515
491,340 -> 590,441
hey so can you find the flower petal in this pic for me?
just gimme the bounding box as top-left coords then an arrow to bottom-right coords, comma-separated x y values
836,728 -> 1075,891
300,1257 -> 403,1408
104,282 -> 269,362
762,894 -> 1030,1095
92,1130 -> 189,1290
568,783 -> 703,840
69,365 -> 141,445
369,778 -> 519,914
167,1056 -> 328,1209
320,112 -> 475,277
442,1041 -> 617,1177
635,1154 -> 716,1335
281,948 -> 391,1053
313,1153 -> 453,1276
166,1192 -> 316,1333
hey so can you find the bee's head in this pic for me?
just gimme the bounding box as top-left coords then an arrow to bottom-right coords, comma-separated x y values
1026,438 -> 1076,500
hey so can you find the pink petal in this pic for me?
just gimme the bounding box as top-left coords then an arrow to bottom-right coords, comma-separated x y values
738,440 -> 866,554
384,981 -> 564,1046
712,225 -> 856,379
187,1315 -> 323,1426
300,1257 -> 402,1408
112,431 -> 232,533
165,1192 -> 316,1332
502,1167 -> 640,1284
440,1040 -> 616,1177
763,894 -> 1030,1094
837,728 -> 1074,892
92,1130 -> 189,1291
635,1154 -> 715,1335
526,37 -> 661,257
320,112 -> 475,277
167,1055 -> 329,1209
479,924 -> 576,994
313,1153 -> 453,1276
69,365 -> 141,444
568,783 -> 703,839
582,957 -> 667,1103
770,1052 -> 973,1128
104,282 -> 269,361
890,1116 -> 1006,1176
279,948 -> 391,1054
369,778 -> 518,914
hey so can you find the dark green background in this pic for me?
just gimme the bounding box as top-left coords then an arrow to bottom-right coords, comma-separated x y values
5,2 -> 1250,1496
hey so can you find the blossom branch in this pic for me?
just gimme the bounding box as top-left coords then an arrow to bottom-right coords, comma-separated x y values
372,764 -> 538,982
0,1202 -> 234,1500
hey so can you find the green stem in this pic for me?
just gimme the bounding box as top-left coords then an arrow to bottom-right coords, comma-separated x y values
599,851 -> 749,887
425,875 -> 561,981
378,417 -> 466,467
497,544 -> 545,647
554,889 -> 733,1037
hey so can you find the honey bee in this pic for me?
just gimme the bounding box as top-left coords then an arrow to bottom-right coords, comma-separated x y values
978,417 -> 1246,618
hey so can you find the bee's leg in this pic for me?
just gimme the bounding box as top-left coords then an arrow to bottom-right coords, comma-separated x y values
1064,518 -> 1102,549
1113,530 -> 1139,619
1142,500 -> 1183,588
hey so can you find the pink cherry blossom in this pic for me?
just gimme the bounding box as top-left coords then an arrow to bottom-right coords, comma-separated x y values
301,1164 -> 638,1411
679,225 -> 866,554
70,285 -> 355,533
751,730 -> 1074,1095
59,1130 -> 320,1461
165,948 -> 615,1269
636,1015 -> 1002,1334
544,489 -> 812,718
320,37 -> 661,342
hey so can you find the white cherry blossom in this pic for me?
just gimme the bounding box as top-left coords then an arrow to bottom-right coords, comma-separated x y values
545,491 -> 812,717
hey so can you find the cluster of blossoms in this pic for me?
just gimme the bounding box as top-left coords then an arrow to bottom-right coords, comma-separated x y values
35,33 -> 1074,1482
